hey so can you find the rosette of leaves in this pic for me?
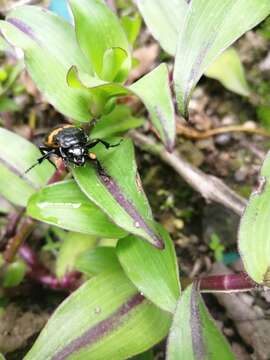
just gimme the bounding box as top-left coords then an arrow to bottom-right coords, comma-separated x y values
0,0 -> 175,151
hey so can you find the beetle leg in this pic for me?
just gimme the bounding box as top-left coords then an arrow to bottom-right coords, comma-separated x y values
39,146 -> 57,169
39,145 -> 51,155
86,138 -> 122,150
25,149 -> 56,174
93,158 -> 107,176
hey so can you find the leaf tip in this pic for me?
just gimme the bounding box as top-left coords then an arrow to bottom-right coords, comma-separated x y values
155,238 -> 165,250
165,139 -> 175,153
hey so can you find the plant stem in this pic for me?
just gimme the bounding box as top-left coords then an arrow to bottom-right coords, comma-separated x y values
198,272 -> 257,293
3,160 -> 66,263
130,131 -> 247,216
19,244 -> 81,291
47,160 -> 66,184
3,217 -> 35,263
0,208 -> 24,250
176,122 -> 270,140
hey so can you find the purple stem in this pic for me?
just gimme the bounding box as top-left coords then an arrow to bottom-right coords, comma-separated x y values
0,208 -> 24,250
19,244 -> 81,292
198,272 -> 257,292
47,160 -> 66,184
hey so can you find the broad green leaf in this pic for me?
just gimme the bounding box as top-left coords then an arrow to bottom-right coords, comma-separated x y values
27,180 -> 127,239
56,232 -> 97,278
91,105 -> 144,139
173,0 -> 270,116
121,13 -> 142,46
68,64 -> 174,149
75,246 -> 121,275
3,260 -> 26,288
166,285 -> 235,360
117,225 -> 180,313
101,47 -> 129,83
238,151 -> 270,285
70,0 -> 131,82
0,353 -> 6,360
134,0 -> 250,97
205,48 -> 250,96
25,270 -> 171,360
73,139 -> 163,248
0,6 -> 93,122
130,64 -> 175,151
135,0 -> 188,55
0,128 -> 54,206
67,65 -> 129,117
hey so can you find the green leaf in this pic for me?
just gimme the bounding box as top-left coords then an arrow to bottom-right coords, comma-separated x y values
73,139 -> 164,248
75,246 -> 121,276
166,285 -> 235,360
25,270 -> 171,360
0,6 -> 93,122
0,60 -> 24,97
117,225 -> 180,313
0,128 -> 54,207
130,64 -> 175,151
70,0 -> 131,82
3,260 -> 26,288
135,0 -> 188,55
27,180 -> 127,239
173,0 -> 270,116
0,353 -> 6,360
205,47 -> 250,96
91,104 -> 144,139
68,64 -> 174,149
56,232 -> 97,278
0,97 -> 19,112
101,47 -> 129,83
238,151 -> 270,285
67,65 -> 129,117
121,13 -> 142,46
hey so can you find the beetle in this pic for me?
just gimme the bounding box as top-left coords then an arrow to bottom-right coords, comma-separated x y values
25,124 -> 121,173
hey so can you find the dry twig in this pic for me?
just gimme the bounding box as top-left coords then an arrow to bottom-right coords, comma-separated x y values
177,122 -> 270,140
130,131 -> 247,216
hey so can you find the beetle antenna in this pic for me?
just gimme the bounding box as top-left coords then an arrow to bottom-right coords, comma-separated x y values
24,162 -> 39,174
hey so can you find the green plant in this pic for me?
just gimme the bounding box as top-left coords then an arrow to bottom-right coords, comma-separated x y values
0,0 -> 270,359
209,233 -> 225,262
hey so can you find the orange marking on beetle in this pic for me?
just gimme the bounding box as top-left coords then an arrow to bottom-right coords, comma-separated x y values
89,152 -> 97,160
45,125 -> 74,147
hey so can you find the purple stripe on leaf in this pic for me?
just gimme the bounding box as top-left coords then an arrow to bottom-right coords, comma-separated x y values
190,285 -> 207,360
99,170 -> 164,249
52,293 -> 145,360
7,18 -> 37,43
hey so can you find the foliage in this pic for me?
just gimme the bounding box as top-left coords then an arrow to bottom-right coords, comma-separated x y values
239,152 -> 270,285
166,285 -> 235,359
209,233 -> 225,262
136,0 -> 270,115
0,0 -> 269,358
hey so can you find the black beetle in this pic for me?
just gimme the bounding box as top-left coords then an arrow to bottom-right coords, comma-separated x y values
25,124 -> 120,173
